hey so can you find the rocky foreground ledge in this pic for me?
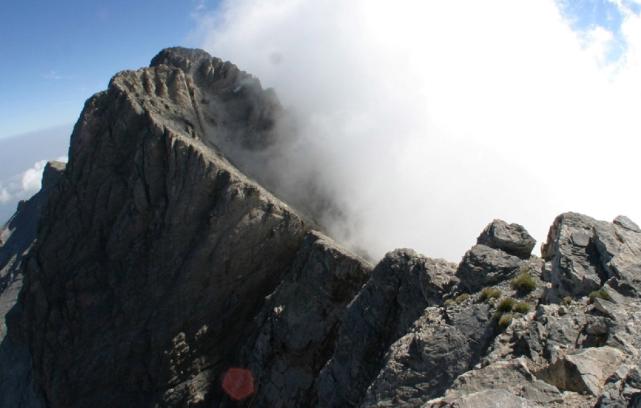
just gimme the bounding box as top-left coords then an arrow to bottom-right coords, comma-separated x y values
1,48 -> 641,408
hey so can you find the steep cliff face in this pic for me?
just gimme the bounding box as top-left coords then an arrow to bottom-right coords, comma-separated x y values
0,161 -> 64,408
10,48 -> 309,408
2,48 -> 641,408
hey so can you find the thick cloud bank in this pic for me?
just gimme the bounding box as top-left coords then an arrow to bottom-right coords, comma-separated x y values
195,0 -> 641,261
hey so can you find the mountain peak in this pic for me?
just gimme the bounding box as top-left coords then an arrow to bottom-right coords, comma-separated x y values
150,47 -> 222,74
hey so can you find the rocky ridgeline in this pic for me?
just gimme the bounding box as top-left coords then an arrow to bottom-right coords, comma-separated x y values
1,48 -> 641,407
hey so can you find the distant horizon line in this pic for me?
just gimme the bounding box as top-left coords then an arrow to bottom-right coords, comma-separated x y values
0,123 -> 73,142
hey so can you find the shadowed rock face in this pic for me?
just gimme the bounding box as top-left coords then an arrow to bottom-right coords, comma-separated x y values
0,161 -> 64,408
0,162 -> 65,337
12,48 -> 308,407
3,48 -> 641,408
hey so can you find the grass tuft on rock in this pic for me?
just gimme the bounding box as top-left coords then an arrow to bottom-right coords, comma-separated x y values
589,288 -> 612,302
479,287 -> 502,302
497,297 -> 516,313
513,302 -> 530,314
497,313 -> 513,330
454,293 -> 470,304
511,272 -> 536,295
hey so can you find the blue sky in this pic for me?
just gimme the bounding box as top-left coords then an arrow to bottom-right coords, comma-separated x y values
558,0 -> 641,60
0,0 -> 219,138
0,0 -> 635,139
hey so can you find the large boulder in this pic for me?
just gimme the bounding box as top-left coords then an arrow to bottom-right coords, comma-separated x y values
542,212 -> 641,299
316,249 -> 458,407
477,219 -> 536,259
537,346 -> 625,396
361,301 -> 495,407
613,215 -> 641,233
592,219 -> 641,296
542,213 -> 610,299
426,359 -> 563,407
456,244 -> 523,292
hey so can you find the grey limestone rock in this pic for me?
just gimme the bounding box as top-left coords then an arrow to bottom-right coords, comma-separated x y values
360,302 -> 494,407
477,219 -> 536,259
230,231 -> 373,408
316,249 -> 458,407
542,212 -> 611,299
613,215 -> 641,233
542,212 -> 641,299
596,366 -> 641,407
425,389 -> 532,408
456,244 -> 523,292
427,359 -> 563,407
537,346 -> 625,396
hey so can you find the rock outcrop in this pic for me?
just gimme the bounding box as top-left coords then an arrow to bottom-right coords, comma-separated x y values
477,219 -> 536,259
1,48 -> 641,408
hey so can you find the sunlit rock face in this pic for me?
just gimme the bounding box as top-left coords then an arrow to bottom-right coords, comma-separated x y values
2,48 -> 641,408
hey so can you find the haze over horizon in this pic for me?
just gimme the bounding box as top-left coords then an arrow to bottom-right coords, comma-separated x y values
2,0 -> 641,261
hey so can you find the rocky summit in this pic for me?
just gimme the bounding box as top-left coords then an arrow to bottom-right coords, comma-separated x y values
1,47 -> 641,408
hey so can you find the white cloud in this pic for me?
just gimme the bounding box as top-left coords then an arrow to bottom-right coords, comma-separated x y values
194,0 -> 641,261
0,187 -> 11,204
21,160 -> 47,194
0,157 -> 67,206
583,26 -> 616,63
42,70 -> 71,81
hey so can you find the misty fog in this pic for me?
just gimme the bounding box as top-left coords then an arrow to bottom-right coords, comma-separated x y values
193,0 -> 641,261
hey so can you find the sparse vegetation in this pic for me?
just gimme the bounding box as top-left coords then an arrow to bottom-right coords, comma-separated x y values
479,287 -> 502,302
498,313 -> 514,330
444,293 -> 471,308
511,271 -> 536,295
589,288 -> 612,302
562,296 -> 573,306
497,297 -> 516,313
513,302 -> 530,314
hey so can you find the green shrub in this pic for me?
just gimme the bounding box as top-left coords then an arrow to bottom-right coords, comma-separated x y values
454,293 -> 471,304
511,272 -> 536,295
479,287 -> 502,302
497,297 -> 516,313
562,296 -> 573,306
589,288 -> 612,302
498,313 -> 513,330
513,302 -> 530,314
444,299 -> 456,308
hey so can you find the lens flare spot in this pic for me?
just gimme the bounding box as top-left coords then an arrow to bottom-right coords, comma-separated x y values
222,367 -> 255,401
